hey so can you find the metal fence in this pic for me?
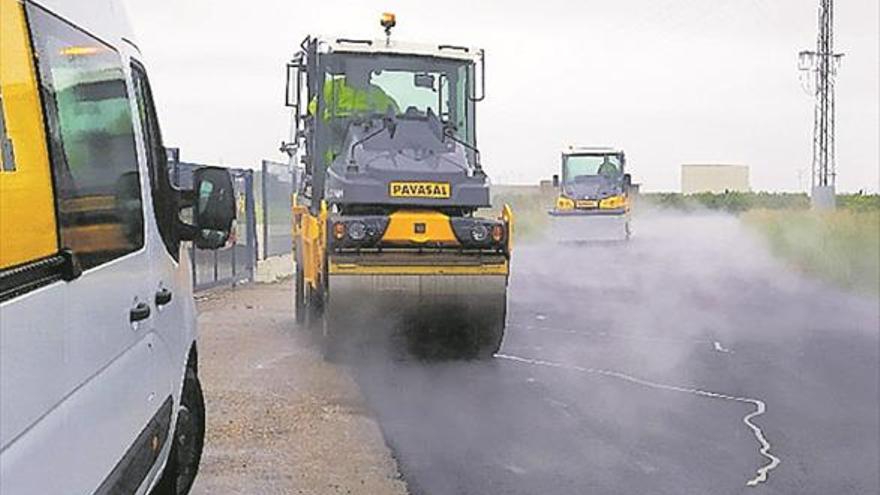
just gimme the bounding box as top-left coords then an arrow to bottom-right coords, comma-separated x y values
167,150 -> 295,291
171,158 -> 258,291
259,160 -> 294,259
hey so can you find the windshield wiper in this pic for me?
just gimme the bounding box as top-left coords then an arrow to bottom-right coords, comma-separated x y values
348,112 -> 397,168
442,126 -> 482,171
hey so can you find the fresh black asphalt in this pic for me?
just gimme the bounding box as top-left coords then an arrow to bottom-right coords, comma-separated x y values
349,213 -> 879,495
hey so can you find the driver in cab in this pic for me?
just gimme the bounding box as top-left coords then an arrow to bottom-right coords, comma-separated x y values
597,156 -> 620,177
308,66 -> 399,119
307,66 -> 400,163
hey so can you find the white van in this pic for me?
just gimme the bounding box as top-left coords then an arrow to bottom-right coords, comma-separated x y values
0,1 -> 234,493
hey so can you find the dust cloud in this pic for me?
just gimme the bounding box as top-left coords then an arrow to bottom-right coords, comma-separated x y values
326,210 -> 880,495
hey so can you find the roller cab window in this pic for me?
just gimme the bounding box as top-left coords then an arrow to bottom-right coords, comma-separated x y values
316,53 -> 476,169
28,4 -> 144,270
563,154 -> 624,183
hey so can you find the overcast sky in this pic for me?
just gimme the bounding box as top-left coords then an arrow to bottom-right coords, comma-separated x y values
124,0 -> 878,192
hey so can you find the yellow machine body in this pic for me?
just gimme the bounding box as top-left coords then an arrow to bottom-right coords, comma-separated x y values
293,195 -> 513,357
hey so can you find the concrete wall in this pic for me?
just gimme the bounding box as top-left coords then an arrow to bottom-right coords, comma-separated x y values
681,164 -> 750,194
255,254 -> 293,283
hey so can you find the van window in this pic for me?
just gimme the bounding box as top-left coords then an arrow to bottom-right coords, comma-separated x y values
131,63 -> 179,261
27,4 -> 144,270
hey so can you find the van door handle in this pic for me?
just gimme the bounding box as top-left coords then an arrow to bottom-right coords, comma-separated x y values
130,302 -> 151,322
155,288 -> 173,307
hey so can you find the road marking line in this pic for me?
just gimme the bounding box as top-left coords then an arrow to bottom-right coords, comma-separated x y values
495,353 -> 780,487
253,351 -> 298,370
714,341 -> 733,353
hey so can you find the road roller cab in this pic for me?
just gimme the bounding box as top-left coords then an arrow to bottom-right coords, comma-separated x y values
549,147 -> 633,241
284,16 -> 512,358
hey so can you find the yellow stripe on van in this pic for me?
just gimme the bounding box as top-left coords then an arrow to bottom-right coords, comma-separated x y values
0,0 -> 59,269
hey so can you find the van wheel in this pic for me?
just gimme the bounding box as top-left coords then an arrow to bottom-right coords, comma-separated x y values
153,368 -> 205,495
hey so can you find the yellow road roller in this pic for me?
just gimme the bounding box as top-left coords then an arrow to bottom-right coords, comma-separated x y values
549,147 -> 633,242
282,15 -> 512,358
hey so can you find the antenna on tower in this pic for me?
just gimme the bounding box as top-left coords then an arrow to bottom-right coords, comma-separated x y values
798,0 -> 844,210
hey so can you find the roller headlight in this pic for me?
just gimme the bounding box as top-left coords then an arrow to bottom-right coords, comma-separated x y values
347,221 -> 367,241
450,218 -> 505,248
470,224 -> 489,242
491,224 -> 504,243
556,196 -> 575,210
328,215 -> 390,249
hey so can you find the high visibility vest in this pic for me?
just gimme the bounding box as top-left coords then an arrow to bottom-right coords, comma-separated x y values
308,77 -> 399,119
598,162 -> 619,176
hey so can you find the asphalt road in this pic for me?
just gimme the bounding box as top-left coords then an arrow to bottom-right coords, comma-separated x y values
347,213 -> 880,495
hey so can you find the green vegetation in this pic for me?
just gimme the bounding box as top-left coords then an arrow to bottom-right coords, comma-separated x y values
641,191 -> 880,213
492,188 -> 880,239
489,187 -> 879,293
837,194 -> 880,212
642,191 -> 809,212
743,209 -> 880,294
490,186 -> 555,241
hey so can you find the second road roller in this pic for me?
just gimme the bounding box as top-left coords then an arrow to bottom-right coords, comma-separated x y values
282,14 -> 512,358
548,146 -> 634,242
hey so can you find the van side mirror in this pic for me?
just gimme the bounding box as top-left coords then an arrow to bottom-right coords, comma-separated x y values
191,167 -> 236,249
552,174 -> 560,188
623,173 -> 632,188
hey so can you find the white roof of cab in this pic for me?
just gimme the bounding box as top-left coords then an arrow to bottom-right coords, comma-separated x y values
562,146 -> 624,156
315,36 -> 482,62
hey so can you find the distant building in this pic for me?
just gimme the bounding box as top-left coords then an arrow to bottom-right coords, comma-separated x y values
681,164 -> 750,194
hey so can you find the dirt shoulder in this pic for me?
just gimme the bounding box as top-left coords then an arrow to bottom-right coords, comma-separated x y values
190,281 -> 408,495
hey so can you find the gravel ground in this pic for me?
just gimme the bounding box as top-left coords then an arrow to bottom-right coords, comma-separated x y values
189,282 -> 408,495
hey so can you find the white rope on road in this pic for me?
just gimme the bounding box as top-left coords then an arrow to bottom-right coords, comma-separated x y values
495,353 -> 780,487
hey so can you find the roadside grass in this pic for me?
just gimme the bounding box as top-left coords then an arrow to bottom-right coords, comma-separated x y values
641,192 -> 880,213
743,209 -> 880,294
487,187 -> 880,293
490,186 -> 555,242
